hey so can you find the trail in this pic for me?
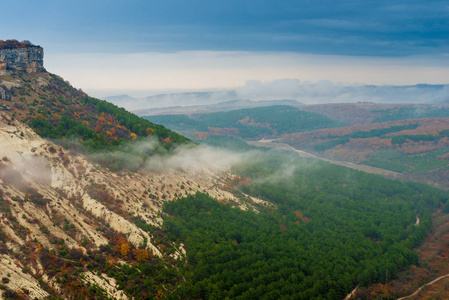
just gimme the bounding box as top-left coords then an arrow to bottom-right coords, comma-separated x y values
397,273 -> 449,300
247,140 -> 402,179
344,285 -> 359,300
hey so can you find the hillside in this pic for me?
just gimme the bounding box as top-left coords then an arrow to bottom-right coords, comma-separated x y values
0,43 -> 254,298
144,105 -> 345,140
0,113 -> 254,299
145,102 -> 449,189
299,102 -> 449,125
279,117 -> 449,189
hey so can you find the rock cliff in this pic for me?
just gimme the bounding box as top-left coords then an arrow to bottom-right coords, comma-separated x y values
0,46 -> 44,73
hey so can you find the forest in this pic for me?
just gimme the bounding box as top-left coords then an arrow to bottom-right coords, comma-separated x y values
145,105 -> 345,140
162,149 -> 447,299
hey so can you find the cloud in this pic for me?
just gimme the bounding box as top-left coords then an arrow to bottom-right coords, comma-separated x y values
88,137 -> 249,174
144,144 -> 246,173
235,79 -> 449,104
0,155 -> 52,188
45,51 -> 449,99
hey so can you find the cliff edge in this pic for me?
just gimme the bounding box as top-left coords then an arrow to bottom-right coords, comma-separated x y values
0,40 -> 44,73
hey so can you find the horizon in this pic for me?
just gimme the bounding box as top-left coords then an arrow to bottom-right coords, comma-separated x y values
1,0 -> 448,102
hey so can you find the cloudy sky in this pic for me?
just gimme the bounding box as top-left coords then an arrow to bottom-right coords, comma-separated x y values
1,0 -> 448,98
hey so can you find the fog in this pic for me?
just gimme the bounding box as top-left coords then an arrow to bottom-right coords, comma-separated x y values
233,79 -> 449,105
103,79 -> 449,111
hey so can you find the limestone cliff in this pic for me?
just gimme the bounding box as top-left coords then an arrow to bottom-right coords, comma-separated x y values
0,45 -> 44,73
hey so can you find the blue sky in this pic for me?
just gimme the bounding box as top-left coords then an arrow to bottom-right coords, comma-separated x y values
1,0 -> 448,97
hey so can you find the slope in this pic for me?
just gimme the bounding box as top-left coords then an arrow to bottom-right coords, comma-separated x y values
0,70 -> 190,157
0,111 -> 255,299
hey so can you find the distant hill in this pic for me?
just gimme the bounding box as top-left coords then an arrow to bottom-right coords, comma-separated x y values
103,83 -> 449,113
144,105 -> 345,140
134,99 -> 303,116
279,117 -> 449,188
104,90 -> 239,110
300,102 -> 449,125
103,94 -> 139,105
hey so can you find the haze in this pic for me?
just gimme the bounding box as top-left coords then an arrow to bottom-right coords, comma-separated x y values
1,0 -> 448,101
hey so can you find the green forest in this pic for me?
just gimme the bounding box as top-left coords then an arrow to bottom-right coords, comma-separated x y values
145,105 -> 345,139
162,150 -> 447,299
373,106 -> 449,123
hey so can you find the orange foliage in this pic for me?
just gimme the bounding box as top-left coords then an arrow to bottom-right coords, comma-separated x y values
132,248 -> 149,262
98,117 -> 106,126
120,242 -> 130,256
162,137 -> 172,143
95,125 -> 101,132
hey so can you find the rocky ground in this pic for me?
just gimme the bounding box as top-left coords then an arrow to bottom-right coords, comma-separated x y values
0,112 -> 263,298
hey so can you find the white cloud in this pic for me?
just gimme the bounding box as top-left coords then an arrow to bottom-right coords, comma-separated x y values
44,50 -> 449,98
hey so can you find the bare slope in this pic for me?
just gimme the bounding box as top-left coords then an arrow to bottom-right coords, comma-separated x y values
0,112 -> 258,298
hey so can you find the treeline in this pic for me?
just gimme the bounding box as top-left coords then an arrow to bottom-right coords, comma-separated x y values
373,106 -> 449,123
0,39 -> 38,50
162,151 -> 446,299
314,123 -> 419,151
391,129 -> 449,144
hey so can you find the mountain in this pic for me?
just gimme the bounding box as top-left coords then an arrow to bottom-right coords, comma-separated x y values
104,82 -> 449,113
0,42 -> 190,168
104,90 -> 239,111
0,41 -> 248,298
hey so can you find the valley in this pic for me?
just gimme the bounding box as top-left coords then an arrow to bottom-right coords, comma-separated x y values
0,41 -> 448,299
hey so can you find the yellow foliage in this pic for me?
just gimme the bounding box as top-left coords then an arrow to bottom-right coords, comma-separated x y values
132,248 -> 149,262
120,243 -> 130,256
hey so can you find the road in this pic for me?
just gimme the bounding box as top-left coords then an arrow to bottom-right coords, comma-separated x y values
247,140 -> 402,179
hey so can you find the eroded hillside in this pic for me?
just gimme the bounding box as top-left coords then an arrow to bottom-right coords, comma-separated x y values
0,112 -> 261,299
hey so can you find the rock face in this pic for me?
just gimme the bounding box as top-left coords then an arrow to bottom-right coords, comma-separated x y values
0,46 -> 44,73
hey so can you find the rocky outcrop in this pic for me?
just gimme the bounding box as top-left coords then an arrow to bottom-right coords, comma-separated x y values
0,46 -> 44,73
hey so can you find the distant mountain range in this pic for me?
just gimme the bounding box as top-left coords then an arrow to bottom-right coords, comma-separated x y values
103,83 -> 449,114
104,90 -> 239,111
133,99 -> 303,116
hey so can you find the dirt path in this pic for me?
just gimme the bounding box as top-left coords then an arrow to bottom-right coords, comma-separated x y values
344,285 -> 359,300
247,140 -> 402,179
397,274 -> 449,300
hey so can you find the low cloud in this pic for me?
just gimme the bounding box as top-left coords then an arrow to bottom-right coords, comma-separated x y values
0,155 -> 52,188
144,144 -> 246,173
235,79 -> 449,104
90,138 -> 250,174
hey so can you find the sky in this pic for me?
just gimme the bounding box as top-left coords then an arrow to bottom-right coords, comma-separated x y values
1,0 -> 449,99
